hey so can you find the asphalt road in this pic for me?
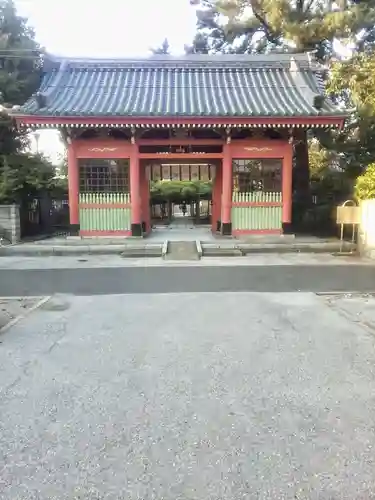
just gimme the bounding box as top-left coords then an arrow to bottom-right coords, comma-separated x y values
1,265 -> 375,295
1,292 -> 375,499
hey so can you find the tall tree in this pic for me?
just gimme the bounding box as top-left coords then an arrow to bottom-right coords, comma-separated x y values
0,0 -> 50,202
0,151 -> 57,203
189,0 -> 375,59
0,0 -> 41,106
188,0 -> 375,214
326,50 -> 375,175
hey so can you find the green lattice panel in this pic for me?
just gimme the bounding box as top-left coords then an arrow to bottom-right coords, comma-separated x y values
79,193 -> 131,232
231,192 -> 282,231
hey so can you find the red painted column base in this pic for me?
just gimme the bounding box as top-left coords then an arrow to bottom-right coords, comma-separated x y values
67,143 -> 80,235
212,164 -> 222,233
130,144 -> 142,237
221,144 -> 232,235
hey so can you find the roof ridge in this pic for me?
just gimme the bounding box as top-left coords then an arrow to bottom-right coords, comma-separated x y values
43,52 -> 320,70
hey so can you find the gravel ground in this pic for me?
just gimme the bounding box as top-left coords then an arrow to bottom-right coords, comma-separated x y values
1,292 -> 375,499
0,297 -> 41,330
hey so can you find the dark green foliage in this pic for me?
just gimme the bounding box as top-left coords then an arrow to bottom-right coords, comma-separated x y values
188,0 -> 375,60
326,51 -> 375,175
0,152 -> 56,203
150,180 -> 212,204
355,163 -> 375,200
0,0 -> 41,106
0,0 -> 52,203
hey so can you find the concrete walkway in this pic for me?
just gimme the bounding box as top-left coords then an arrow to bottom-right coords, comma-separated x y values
148,224 -> 216,242
1,292 -> 375,498
0,233 -> 355,257
0,252 -> 368,269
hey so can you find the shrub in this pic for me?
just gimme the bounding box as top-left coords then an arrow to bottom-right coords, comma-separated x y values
150,180 -> 212,204
355,163 -> 375,201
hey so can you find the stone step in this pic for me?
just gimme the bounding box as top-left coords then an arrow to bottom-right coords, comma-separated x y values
202,240 -> 357,256
202,246 -> 243,257
0,243 -> 163,257
120,245 -> 163,258
164,241 -> 200,261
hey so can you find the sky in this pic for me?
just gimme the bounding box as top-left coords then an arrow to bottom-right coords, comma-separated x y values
14,0 -> 198,162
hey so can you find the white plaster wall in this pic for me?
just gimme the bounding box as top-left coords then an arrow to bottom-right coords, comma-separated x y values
358,200 -> 375,258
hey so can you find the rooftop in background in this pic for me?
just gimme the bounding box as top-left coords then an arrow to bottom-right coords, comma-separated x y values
15,52 -> 346,125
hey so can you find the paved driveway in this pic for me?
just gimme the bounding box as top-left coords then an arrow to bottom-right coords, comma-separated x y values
1,292 -> 375,499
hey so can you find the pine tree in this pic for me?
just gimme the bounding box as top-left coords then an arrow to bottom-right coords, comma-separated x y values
151,38 -> 171,55
326,51 -> 375,175
189,1 -> 375,60
188,0 -> 375,213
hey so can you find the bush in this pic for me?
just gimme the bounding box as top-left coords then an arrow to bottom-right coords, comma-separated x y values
355,163 -> 375,201
150,180 -> 212,204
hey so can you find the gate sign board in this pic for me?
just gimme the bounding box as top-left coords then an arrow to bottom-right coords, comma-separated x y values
336,205 -> 361,225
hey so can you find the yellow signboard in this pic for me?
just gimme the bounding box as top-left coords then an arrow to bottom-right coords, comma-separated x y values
336,205 -> 361,225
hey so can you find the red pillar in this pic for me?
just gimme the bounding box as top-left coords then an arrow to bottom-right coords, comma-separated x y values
282,143 -> 293,233
221,143 -> 232,235
67,142 -> 80,235
211,164 -> 222,233
140,165 -> 151,234
130,143 -> 142,236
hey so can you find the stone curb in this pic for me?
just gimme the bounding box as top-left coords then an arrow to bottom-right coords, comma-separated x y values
0,242 -> 356,257
0,245 -> 164,257
195,240 -> 203,259
161,240 -> 169,259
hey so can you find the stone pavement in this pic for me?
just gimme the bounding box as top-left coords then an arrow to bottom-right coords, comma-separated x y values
1,292 -> 375,499
0,297 -> 40,331
0,228 -> 355,256
147,224 -> 216,242
0,252 -> 368,269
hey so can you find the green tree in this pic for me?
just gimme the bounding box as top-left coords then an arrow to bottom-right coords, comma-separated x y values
0,0 -> 41,106
0,0 -> 46,202
327,51 -> 375,175
308,139 -> 352,201
188,0 -> 375,214
355,163 -> 375,201
0,152 -> 56,203
189,0 -> 375,59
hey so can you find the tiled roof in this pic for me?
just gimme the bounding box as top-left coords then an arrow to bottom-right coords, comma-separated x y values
19,53 -> 344,119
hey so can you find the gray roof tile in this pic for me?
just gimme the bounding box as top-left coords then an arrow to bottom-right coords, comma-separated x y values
19,54 -> 344,118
